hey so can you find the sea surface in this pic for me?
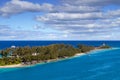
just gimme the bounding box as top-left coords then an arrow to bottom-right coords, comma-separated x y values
0,41 -> 120,80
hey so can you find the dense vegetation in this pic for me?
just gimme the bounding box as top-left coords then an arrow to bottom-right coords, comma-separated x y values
0,44 -> 111,66
77,44 -> 95,53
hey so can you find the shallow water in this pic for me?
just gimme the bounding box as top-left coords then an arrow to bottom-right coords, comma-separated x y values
0,48 -> 120,80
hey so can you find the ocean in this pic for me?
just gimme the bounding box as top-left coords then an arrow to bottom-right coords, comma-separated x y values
0,41 -> 120,80
0,41 -> 120,49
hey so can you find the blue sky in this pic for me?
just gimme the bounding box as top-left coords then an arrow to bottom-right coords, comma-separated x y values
0,0 -> 120,40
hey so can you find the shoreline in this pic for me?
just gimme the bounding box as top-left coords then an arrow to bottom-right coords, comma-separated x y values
0,64 -> 24,68
0,48 -> 113,68
0,53 -> 85,68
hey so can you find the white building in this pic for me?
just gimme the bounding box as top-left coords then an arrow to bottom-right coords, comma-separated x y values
11,45 -> 16,48
32,53 -> 37,56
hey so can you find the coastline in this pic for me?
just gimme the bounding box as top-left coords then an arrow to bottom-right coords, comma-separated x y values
0,64 -> 24,68
0,48 -> 113,68
0,53 -> 85,68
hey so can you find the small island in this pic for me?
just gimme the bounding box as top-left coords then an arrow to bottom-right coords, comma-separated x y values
0,43 -> 111,68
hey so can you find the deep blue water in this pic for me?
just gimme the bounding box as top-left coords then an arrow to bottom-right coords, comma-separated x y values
0,41 -> 120,80
0,41 -> 120,49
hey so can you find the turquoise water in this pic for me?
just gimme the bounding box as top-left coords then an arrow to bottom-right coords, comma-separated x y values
0,48 -> 120,80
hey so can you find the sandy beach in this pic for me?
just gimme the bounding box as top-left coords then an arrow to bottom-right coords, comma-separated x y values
0,64 -> 24,68
74,53 -> 85,57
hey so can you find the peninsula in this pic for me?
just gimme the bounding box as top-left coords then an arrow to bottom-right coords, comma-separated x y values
0,44 -> 111,68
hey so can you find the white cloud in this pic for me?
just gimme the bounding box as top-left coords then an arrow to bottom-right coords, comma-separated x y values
40,3 -> 53,12
1,0 -> 120,40
54,4 -> 99,13
61,0 -> 120,6
34,0 -> 120,40
36,12 -> 104,22
0,0 -> 53,17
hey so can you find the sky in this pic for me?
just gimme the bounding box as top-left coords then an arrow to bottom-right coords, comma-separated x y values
0,0 -> 120,40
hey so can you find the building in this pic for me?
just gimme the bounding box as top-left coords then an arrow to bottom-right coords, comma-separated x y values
11,45 -> 16,48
